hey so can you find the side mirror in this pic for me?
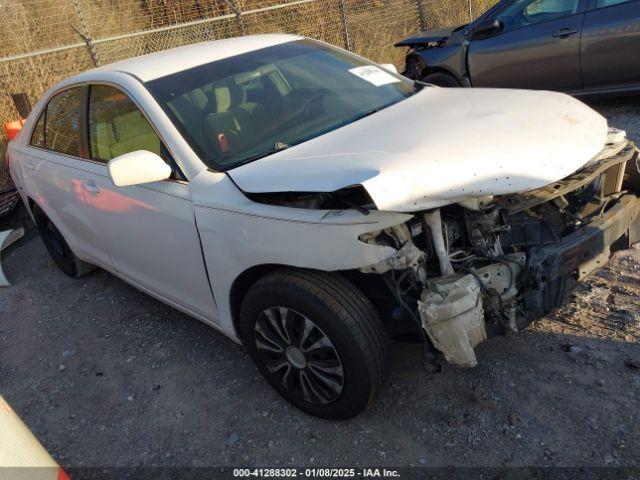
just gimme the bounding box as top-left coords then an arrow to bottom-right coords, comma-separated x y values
471,18 -> 502,39
107,150 -> 172,187
380,63 -> 399,74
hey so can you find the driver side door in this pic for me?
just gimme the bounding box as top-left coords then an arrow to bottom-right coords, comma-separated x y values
468,0 -> 586,91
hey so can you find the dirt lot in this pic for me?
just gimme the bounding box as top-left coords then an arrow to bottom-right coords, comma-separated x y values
1,95 -> 640,470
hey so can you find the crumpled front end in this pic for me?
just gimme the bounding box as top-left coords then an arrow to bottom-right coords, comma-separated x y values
359,131 -> 640,368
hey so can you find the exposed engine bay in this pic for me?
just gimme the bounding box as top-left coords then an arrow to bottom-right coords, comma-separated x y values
358,138 -> 640,368
244,130 -> 640,370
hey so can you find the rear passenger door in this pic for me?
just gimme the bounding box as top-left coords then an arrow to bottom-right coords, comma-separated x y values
22,86 -> 112,268
78,84 -> 217,322
581,0 -> 640,92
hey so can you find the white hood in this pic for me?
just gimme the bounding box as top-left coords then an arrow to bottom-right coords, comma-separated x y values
228,88 -> 608,212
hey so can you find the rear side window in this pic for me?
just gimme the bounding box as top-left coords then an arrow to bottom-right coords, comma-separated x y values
30,112 -> 45,148
497,0 -> 580,32
88,85 -> 162,162
45,88 -> 82,156
597,0 -> 633,6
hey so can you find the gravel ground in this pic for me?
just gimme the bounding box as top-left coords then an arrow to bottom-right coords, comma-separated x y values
1,95 -> 640,470
587,94 -> 640,143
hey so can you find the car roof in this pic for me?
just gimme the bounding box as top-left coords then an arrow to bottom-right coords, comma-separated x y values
94,33 -> 303,82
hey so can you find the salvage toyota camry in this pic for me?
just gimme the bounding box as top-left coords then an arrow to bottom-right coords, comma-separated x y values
7,34 -> 640,419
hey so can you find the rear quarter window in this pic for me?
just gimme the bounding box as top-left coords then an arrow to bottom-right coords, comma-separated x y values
597,0 -> 635,6
44,88 -> 82,157
30,111 -> 46,148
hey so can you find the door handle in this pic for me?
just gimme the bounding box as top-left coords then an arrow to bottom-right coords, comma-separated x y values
24,159 -> 36,170
81,180 -> 101,194
553,28 -> 579,38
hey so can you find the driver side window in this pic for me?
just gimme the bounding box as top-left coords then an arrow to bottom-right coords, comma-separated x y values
498,0 -> 580,32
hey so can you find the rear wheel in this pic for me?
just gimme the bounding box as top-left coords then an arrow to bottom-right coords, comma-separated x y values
32,205 -> 95,278
240,269 -> 390,419
423,72 -> 461,87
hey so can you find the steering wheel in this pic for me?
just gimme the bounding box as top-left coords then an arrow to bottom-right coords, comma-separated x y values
514,10 -> 533,26
299,90 -> 329,119
497,12 -> 532,30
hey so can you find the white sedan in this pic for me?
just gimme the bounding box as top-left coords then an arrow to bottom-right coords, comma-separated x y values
7,34 -> 640,419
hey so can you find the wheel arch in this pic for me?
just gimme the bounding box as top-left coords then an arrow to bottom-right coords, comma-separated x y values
404,48 -> 467,84
27,196 -> 57,226
229,263 -> 286,338
229,263 -> 414,340
26,196 -> 37,217
27,196 -> 84,259
26,196 -> 54,228
421,66 -> 461,83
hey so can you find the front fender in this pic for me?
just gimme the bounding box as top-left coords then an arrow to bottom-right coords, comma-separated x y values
404,43 -> 469,83
190,170 -> 413,337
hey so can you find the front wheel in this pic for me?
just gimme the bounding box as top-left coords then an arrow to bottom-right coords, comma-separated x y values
240,270 -> 390,420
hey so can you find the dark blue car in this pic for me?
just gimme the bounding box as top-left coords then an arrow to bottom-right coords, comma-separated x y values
397,0 -> 640,94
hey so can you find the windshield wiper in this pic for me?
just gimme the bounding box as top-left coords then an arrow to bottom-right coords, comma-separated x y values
414,80 -> 429,91
350,104 -> 394,123
235,143 -> 290,167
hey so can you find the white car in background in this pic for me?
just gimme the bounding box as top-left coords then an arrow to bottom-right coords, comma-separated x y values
7,34 -> 640,419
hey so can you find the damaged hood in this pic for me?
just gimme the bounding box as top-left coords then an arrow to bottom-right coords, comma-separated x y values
228,88 -> 609,212
394,25 -> 465,48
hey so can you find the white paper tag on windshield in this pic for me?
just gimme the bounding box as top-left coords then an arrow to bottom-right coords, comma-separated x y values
348,66 -> 400,87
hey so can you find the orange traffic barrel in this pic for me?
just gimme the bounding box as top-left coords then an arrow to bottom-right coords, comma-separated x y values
0,394 -> 70,479
3,119 -> 26,141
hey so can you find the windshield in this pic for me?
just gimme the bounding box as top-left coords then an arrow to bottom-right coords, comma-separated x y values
146,39 -> 415,171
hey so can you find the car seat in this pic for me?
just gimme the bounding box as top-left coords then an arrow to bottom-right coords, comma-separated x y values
202,82 -> 268,163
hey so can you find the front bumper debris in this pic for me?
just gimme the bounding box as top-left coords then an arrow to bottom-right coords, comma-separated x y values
421,193 -> 639,367
418,274 -> 486,367
523,194 -> 640,320
357,140 -> 640,369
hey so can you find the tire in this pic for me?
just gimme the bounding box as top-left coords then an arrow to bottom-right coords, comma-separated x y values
240,269 -> 390,420
32,205 -> 96,278
423,72 -> 461,87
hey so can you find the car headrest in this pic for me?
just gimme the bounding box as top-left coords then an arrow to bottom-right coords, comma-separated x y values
214,83 -> 247,112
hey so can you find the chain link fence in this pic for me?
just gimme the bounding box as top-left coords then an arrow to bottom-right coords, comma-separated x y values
0,0 -> 491,194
